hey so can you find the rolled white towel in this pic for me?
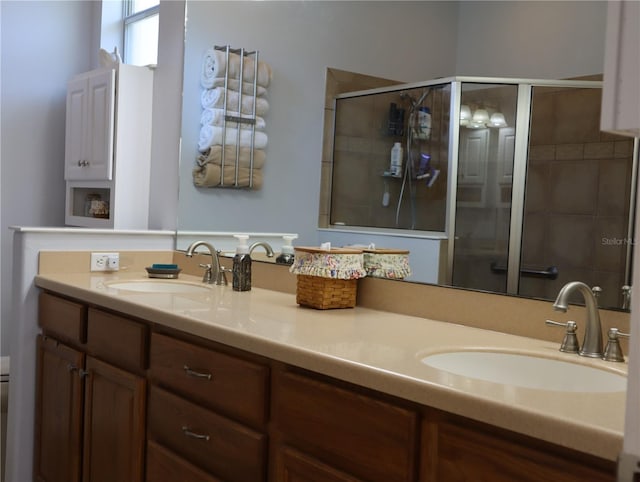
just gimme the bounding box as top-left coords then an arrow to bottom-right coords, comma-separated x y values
201,87 -> 269,116
201,48 -> 272,89
198,125 -> 268,152
207,77 -> 267,97
200,108 -> 266,131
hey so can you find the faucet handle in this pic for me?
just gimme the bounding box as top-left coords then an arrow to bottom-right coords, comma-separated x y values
602,328 -> 630,362
545,319 -> 580,353
198,263 -> 213,283
591,286 -> 602,307
217,265 -> 229,286
621,285 -> 632,310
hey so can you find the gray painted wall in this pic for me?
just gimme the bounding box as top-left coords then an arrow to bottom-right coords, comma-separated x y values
456,1 -> 607,78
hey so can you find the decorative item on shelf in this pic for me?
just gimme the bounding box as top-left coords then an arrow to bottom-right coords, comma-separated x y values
194,44 -> 273,190
84,193 -> 101,217
362,248 -> 411,279
89,199 -> 110,219
289,245 -> 367,309
98,46 -> 122,69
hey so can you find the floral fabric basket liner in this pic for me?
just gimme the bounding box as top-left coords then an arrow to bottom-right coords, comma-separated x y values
363,248 -> 411,279
289,247 -> 367,280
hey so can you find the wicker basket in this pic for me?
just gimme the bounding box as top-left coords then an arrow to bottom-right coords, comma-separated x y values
296,275 -> 357,309
290,247 -> 366,309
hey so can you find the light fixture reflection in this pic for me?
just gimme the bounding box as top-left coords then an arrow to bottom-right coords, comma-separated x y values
472,108 -> 489,124
460,104 -> 507,128
489,112 -> 507,127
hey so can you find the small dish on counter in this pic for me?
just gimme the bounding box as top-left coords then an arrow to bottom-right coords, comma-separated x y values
145,265 -> 182,279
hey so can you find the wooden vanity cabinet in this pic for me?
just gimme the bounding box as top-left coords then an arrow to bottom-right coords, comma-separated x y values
271,367 -> 420,482
147,331 -> 270,482
35,293 -> 147,482
35,291 -> 617,482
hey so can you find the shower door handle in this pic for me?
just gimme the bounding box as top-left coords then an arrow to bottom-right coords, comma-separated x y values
490,262 -> 558,280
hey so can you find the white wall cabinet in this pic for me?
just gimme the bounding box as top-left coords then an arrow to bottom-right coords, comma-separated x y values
64,64 -> 153,229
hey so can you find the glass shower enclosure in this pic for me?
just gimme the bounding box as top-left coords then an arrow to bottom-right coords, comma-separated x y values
331,76 -> 639,309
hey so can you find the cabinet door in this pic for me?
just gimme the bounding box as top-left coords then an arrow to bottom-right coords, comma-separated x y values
85,69 -> 114,180
82,356 -> 146,482
64,76 -> 88,181
34,336 -> 85,482
273,445 -> 363,482
64,69 -> 115,181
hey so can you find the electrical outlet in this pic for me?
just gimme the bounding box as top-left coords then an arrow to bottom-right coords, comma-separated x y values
91,252 -> 120,272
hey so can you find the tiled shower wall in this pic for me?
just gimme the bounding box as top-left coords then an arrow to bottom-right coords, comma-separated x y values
319,68 -> 400,228
520,86 -> 635,309
328,81 -> 449,231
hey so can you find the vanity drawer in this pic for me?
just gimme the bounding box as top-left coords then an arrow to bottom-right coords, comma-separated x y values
147,385 -> 267,482
38,292 -> 87,345
272,368 -> 419,482
149,332 -> 269,428
146,440 -> 222,482
86,308 -> 148,373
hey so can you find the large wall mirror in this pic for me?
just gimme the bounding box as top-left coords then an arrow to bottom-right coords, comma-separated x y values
176,1 -> 637,311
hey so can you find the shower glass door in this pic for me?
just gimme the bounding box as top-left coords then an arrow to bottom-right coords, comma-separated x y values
451,82 -> 519,293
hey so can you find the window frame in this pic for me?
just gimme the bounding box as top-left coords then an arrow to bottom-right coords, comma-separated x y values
122,0 -> 160,65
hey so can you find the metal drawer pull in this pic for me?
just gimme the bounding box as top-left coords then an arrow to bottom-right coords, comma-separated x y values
182,426 -> 210,441
183,365 -> 212,380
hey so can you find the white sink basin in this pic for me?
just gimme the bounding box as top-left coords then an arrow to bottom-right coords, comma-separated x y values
106,280 -> 212,294
421,351 -> 627,392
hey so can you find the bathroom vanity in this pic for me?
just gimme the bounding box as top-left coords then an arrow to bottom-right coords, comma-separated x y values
32,253 -> 626,482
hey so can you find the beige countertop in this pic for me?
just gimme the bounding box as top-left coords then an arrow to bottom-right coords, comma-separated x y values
34,270 -> 628,461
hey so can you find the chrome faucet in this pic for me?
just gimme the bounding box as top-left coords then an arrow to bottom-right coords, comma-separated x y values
185,241 -> 227,285
249,241 -> 275,258
552,281 -> 603,358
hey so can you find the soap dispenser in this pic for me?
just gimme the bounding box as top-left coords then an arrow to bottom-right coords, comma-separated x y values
276,235 -> 298,265
232,235 -> 251,291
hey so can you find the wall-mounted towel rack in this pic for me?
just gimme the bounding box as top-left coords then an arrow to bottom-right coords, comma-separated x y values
194,44 -> 271,190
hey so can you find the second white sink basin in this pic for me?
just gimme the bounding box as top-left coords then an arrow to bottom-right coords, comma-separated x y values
421,351 -> 627,393
106,280 -> 212,294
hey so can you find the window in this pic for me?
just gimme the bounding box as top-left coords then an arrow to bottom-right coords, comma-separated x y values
123,0 -> 159,66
